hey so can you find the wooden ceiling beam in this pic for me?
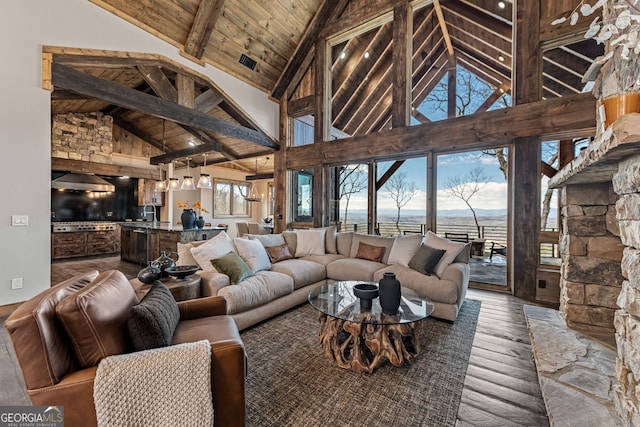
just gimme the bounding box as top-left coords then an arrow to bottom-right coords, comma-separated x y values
194,88 -> 224,112
137,65 -> 178,103
287,92 -> 596,168
541,161 -> 557,178
271,0 -> 349,100
433,0 -> 454,58
151,141 -> 228,164
246,172 -> 274,181
52,63 -> 278,149
52,157 -> 159,180
376,160 -> 405,190
475,83 -> 510,112
51,89 -> 92,101
183,0 -> 225,59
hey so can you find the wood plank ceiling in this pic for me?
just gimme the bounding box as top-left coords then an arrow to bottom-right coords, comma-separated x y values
57,0 -> 601,172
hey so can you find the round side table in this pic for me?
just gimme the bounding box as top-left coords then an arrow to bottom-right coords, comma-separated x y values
131,274 -> 201,302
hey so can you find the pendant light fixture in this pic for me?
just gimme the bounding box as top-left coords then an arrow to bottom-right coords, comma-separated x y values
168,160 -> 180,191
155,120 -> 168,192
245,157 -> 263,202
197,153 -> 212,189
181,157 -> 196,190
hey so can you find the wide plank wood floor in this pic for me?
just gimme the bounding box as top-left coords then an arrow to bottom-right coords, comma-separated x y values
0,257 -> 549,426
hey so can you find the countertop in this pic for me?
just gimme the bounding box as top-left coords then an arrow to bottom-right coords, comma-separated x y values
119,222 -> 228,232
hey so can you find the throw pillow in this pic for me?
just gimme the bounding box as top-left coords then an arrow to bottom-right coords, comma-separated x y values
234,237 -> 272,273
355,242 -> 386,263
251,233 -> 286,248
313,225 -> 338,254
282,231 -> 297,256
56,270 -> 138,368
176,240 -> 206,267
422,231 -> 466,277
387,234 -> 423,267
349,234 -> 395,264
295,229 -> 326,257
211,252 -> 254,285
127,282 -> 180,351
190,231 -> 236,271
408,244 -> 446,276
453,242 -> 472,264
265,243 -> 294,263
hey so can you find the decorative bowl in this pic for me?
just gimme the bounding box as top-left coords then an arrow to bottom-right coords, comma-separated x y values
353,283 -> 379,309
164,265 -> 198,279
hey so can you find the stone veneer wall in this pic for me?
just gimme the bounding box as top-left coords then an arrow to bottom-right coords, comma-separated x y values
51,112 -> 113,163
612,155 -> 640,424
559,182 -> 624,333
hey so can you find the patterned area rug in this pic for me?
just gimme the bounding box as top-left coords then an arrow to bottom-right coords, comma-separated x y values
242,299 -> 481,427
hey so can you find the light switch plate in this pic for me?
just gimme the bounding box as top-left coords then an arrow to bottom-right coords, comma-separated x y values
11,278 -> 23,290
11,215 -> 28,226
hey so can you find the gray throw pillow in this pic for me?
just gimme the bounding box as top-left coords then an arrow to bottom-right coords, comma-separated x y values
128,281 -> 180,351
408,244 -> 446,276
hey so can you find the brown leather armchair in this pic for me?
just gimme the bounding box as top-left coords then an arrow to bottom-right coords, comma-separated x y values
5,270 -> 246,427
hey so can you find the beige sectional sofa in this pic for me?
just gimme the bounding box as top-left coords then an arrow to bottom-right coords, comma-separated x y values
177,228 -> 470,331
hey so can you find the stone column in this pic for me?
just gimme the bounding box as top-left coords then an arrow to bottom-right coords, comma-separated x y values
559,182 -> 624,333
51,112 -> 113,163
612,155 -> 640,424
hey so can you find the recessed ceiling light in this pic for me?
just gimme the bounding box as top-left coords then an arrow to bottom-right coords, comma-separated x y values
498,1 -> 506,9
364,51 -> 370,59
340,51 -> 346,59
189,141 -> 196,147
498,55 -> 505,62
499,87 -> 505,93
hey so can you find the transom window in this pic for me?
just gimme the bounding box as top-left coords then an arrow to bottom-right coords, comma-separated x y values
214,180 -> 250,217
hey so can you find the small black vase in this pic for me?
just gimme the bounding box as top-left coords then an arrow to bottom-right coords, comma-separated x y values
379,272 -> 401,315
195,216 -> 205,229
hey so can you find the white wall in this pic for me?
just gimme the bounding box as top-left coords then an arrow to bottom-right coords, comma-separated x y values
0,0 -> 278,305
170,165 -> 272,238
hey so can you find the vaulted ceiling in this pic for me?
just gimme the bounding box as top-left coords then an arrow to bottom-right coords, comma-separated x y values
51,0 -> 600,172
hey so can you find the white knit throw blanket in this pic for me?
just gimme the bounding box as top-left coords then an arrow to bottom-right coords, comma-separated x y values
94,340 -> 213,427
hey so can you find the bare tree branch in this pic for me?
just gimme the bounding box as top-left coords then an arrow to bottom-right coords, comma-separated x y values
443,167 -> 490,231
382,172 -> 418,233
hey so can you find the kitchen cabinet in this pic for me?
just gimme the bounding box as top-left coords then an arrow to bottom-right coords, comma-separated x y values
52,229 -> 120,260
138,179 -> 163,206
120,224 -> 226,265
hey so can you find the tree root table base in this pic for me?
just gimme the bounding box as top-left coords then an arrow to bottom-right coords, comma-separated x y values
317,312 -> 422,373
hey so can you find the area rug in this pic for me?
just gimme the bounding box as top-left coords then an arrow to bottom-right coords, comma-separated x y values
241,299 -> 481,427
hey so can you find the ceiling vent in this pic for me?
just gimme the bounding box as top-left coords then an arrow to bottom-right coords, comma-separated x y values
239,54 -> 257,70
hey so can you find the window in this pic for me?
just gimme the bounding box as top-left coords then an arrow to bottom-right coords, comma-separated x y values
214,180 -> 250,217
293,170 -> 313,222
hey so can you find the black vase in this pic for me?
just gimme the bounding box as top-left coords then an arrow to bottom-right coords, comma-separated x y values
195,216 -> 205,229
181,209 -> 197,229
379,272 -> 401,315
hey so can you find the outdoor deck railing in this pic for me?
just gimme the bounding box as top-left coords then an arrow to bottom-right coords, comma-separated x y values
340,222 -> 559,258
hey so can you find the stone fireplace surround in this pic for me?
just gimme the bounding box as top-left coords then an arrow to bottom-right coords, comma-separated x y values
546,114 -> 640,425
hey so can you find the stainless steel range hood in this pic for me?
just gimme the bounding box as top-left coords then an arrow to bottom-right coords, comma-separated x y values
51,173 -> 115,192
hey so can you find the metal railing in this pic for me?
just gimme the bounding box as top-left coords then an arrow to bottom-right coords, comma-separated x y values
338,221 -> 559,258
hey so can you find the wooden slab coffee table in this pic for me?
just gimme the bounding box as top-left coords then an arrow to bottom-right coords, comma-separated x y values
308,281 -> 434,373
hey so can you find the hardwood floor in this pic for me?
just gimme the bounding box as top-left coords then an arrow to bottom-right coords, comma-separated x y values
459,289 -> 549,426
2,258 -> 549,426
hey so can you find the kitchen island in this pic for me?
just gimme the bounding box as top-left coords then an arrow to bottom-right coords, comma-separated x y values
119,222 -> 227,265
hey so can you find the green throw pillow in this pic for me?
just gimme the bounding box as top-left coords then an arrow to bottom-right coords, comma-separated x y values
211,251 -> 253,285
408,244 -> 446,276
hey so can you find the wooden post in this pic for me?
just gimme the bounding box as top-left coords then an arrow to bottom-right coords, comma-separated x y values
447,61 -> 457,118
511,0 -> 542,300
427,153 -> 436,233
274,92 -> 289,233
392,1 -> 411,128
368,161 -> 377,234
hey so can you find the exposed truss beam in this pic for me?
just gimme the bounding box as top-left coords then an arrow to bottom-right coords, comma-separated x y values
137,66 -> 178,103
112,117 -> 165,152
246,172 -> 274,181
376,160 -> 405,190
271,0 -> 349,100
183,0 -> 225,59
433,0 -> 455,58
52,63 -> 278,149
